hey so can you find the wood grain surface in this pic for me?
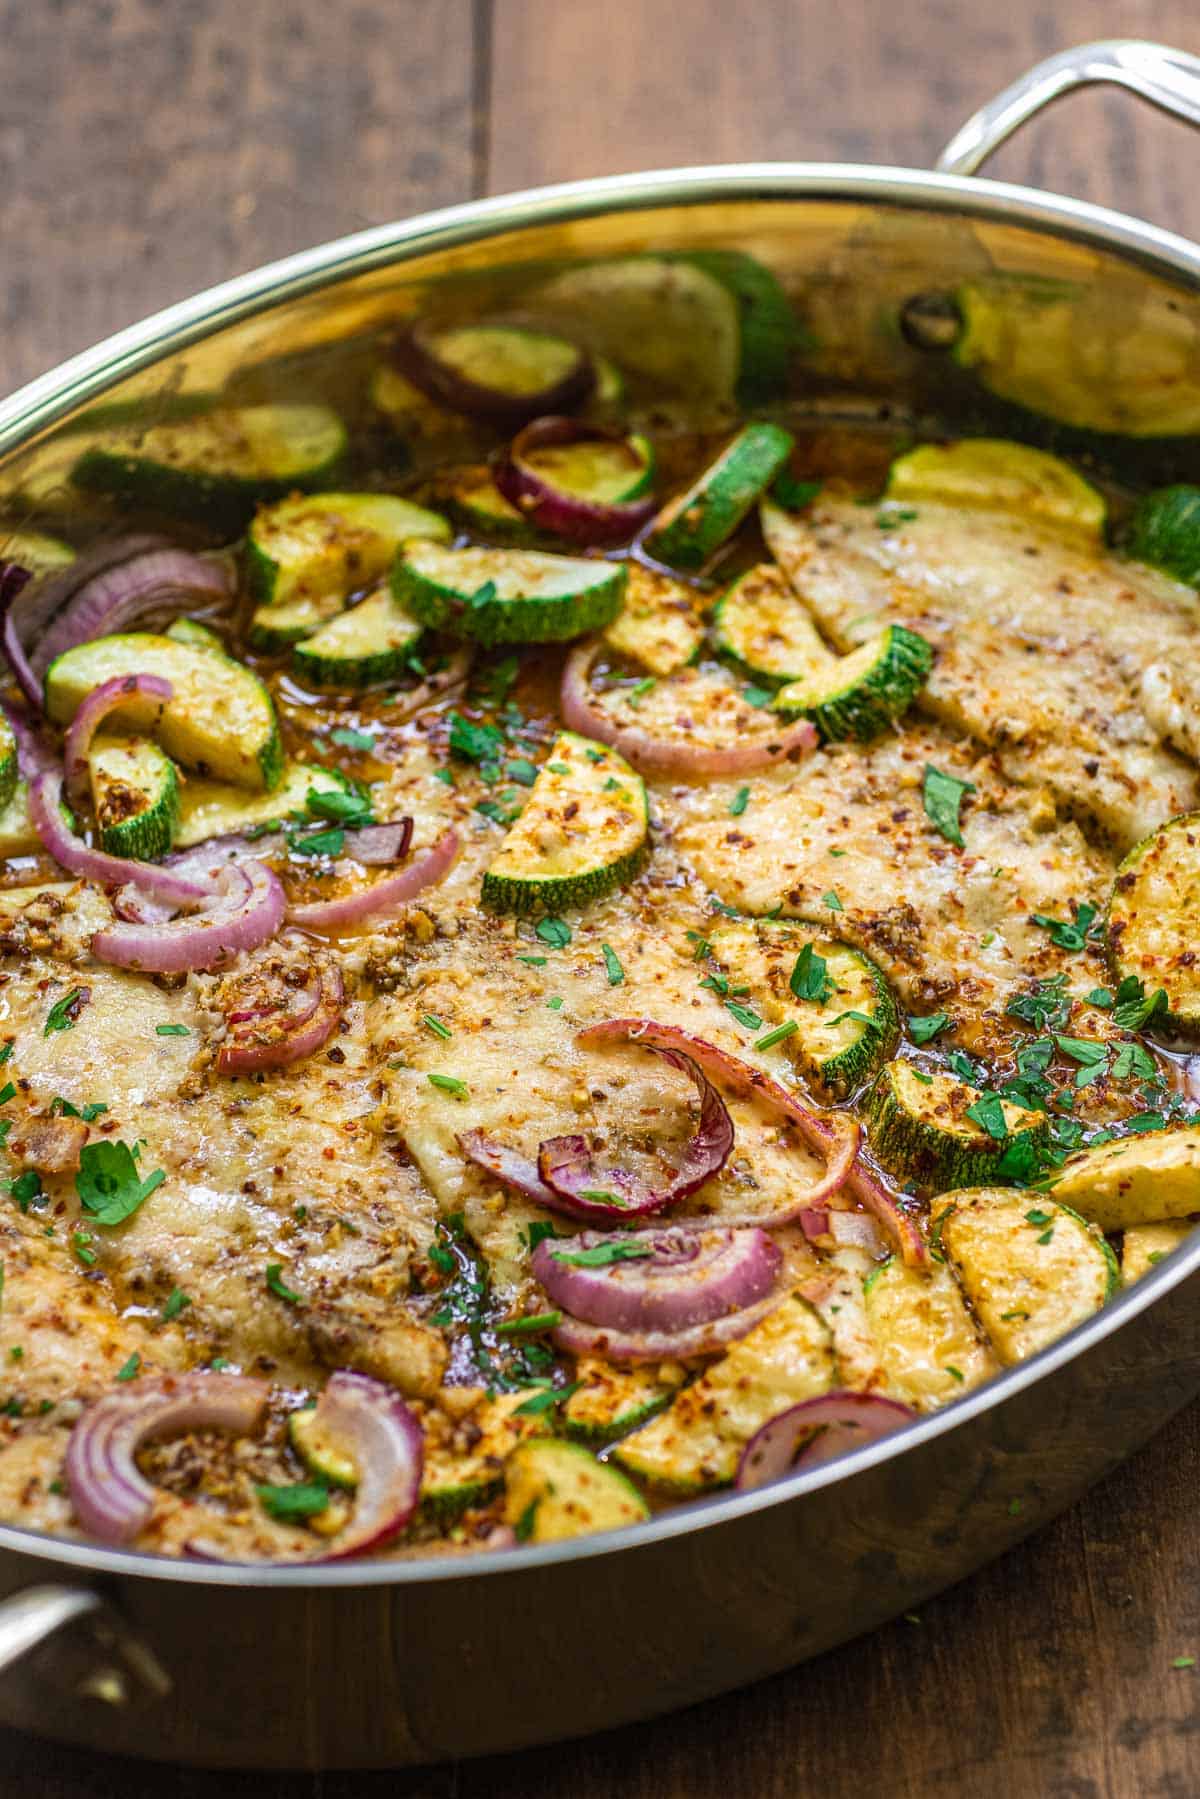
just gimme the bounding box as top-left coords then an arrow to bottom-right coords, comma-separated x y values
4,2 -> 1200,1793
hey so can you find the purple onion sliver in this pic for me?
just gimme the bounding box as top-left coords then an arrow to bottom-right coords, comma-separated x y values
735,1391 -> 917,1492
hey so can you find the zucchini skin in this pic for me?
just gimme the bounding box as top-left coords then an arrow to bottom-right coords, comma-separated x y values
481,839 -> 649,915
644,423 -> 794,571
1106,810 -> 1200,1037
446,467 -> 541,546
773,624 -> 933,743
867,1061 -> 1050,1191
393,549 -> 626,647
711,562 -> 831,688
290,588 -> 423,692
91,740 -> 181,861
0,714 -> 17,815
1125,485 -> 1200,586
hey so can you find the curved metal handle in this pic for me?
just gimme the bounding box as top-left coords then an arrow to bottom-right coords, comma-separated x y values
0,1583 -> 169,1708
937,39 -> 1200,177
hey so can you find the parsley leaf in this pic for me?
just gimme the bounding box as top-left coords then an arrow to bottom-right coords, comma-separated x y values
742,685 -> 774,710
44,986 -> 90,1036
306,785 -> 373,829
790,942 -> 834,1004
1031,904 -> 1097,952
1007,976 -> 1071,1033
288,826 -> 345,857
465,579 -> 498,612
725,1001 -> 763,1031
908,1011 -> 949,1045
965,1092 -> 1009,1140
755,1020 -> 798,1052
265,1263 -> 305,1305
729,786 -> 751,817
115,1352 -> 140,1382
535,918 -> 572,949
257,1481 -> 330,1521
427,1073 -> 470,1100
923,765 -> 975,848
156,1023 -> 190,1037
161,1288 -> 191,1322
76,1140 -> 166,1227
514,1382 -> 581,1417
821,890 -> 843,912
329,727 -> 376,752
422,1015 -> 452,1041
449,711 -> 505,765
601,943 -> 625,987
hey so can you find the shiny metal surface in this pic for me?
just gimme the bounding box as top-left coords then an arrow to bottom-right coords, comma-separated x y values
1,41 -> 1200,1768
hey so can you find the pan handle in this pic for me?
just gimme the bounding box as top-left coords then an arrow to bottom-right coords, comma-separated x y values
937,39 -> 1200,177
0,1583 -> 170,1708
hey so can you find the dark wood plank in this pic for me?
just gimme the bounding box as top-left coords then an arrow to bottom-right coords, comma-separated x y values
0,0 -> 479,393
488,0 -> 1200,241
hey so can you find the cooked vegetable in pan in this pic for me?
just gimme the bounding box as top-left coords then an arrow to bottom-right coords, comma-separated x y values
0,266 -> 1197,1567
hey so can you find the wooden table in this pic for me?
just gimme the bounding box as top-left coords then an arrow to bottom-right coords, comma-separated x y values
3,2 -> 1200,1792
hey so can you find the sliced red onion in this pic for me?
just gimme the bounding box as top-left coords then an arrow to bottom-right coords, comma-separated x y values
286,825 -> 458,932
391,325 -> 594,429
30,770 -> 213,906
550,1295 -> 780,1364
578,1019 -> 926,1264
533,1224 -> 780,1333
561,640 -> 818,778
217,961 -> 344,1074
93,859 -> 285,973
459,1129 -> 559,1208
2,535 -> 170,710
0,562 -> 39,709
63,673 -> 173,806
338,819 -> 413,866
64,1373 -> 269,1545
735,1391 -> 917,1491
296,1371 -> 424,1561
537,1038 -> 733,1222
493,417 -> 656,545
31,548 -> 233,680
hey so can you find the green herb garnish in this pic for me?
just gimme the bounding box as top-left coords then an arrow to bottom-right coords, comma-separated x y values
257,1481 -> 330,1521
265,1263 -> 305,1306
427,1073 -> 470,1100
76,1141 -> 165,1227
44,987 -> 89,1036
535,918 -> 572,949
908,1012 -> 949,1045
923,765 -> 975,848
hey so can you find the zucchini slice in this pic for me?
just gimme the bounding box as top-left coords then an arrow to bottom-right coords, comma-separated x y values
0,712 -> 17,814
70,404 -> 348,531
175,762 -> 349,848
0,528 -> 75,576
644,423 -> 794,571
45,634 -> 283,792
1122,1220 -> 1192,1283
393,543 -> 625,646
417,324 -> 587,405
1106,812 -> 1200,1035
1049,1126 -> 1200,1232
932,1188 -> 1119,1363
165,617 -> 225,654
503,1439 -> 649,1543
0,783 -> 40,857
867,1061 -> 1049,1191
88,735 -> 180,860
707,917 -> 897,1096
517,430 -> 654,505
291,585 -> 423,691
886,439 -> 1106,536
772,623 -> 932,742
711,562 -> 833,686
1126,485 -> 1200,586
614,1295 -> 834,1493
447,465 -> 540,545
562,1358 -> 686,1447
247,491 -> 450,649
530,252 -> 795,408
862,1255 -> 997,1410
481,730 -> 648,914
602,565 -> 705,676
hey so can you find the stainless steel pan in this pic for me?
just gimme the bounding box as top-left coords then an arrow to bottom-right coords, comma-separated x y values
2,39 -> 1200,1770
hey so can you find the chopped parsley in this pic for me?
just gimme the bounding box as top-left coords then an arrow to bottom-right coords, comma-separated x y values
422,1014 -> 452,1041
535,917 -> 572,949
755,1020 -> 798,1052
922,765 -> 975,848
725,1001 -> 763,1031
742,685 -> 774,710
626,677 -> 656,706
161,1288 -> 191,1322
1031,904 -> 1097,952
496,1311 -> 562,1337
601,943 -> 624,987
288,826 -> 345,857
514,1382 -> 581,1417
115,1352 -> 141,1382
265,1263 -> 305,1306
1007,976 -> 1071,1033
908,1012 -> 949,1045
821,890 -> 844,912
76,1141 -> 165,1227
965,1092 -> 1009,1141
790,942 -> 834,1005
71,1231 -> 96,1268
475,798 -> 520,827
257,1481 -> 330,1521
516,954 -> 547,968
550,1240 -> 654,1268
465,579 -> 498,612
427,1073 -> 470,1100
546,996 -> 564,1011
7,1170 -> 39,1212
449,711 -> 505,766
306,785 -> 373,829
729,786 -> 751,817
329,726 -> 376,752
506,757 -> 539,787
155,1023 -> 190,1037
44,987 -> 90,1036
52,1098 -> 107,1123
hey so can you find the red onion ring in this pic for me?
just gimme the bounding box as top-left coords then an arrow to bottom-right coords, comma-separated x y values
735,1391 -> 917,1491
574,1018 -> 863,1228
30,769 -> 213,907
561,640 -> 818,778
535,1038 -> 733,1222
64,1372 -> 269,1545
533,1224 -> 780,1334
0,563 -> 38,708
92,858 -> 285,973
216,962 -> 344,1074
391,325 -> 594,429
31,548 -> 233,681
550,1295 -> 780,1364
1,697 -> 58,779
63,673 -> 173,806
493,417 -> 656,545
286,826 -> 459,932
